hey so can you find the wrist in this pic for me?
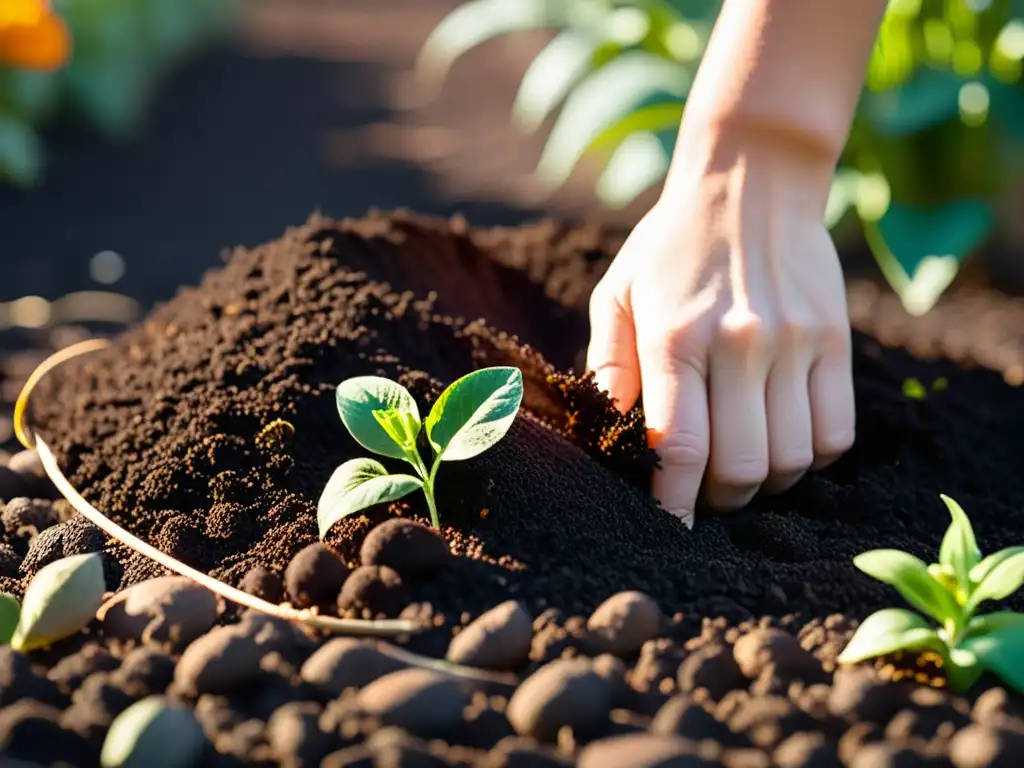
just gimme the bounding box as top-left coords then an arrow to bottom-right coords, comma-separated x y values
661,118 -> 837,214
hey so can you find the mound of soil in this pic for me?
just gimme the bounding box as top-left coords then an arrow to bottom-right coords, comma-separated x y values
25,210 -> 1024,622
2,210 -> 1024,767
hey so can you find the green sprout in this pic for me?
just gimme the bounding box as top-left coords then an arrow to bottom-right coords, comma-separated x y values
839,495 -> 1024,693
317,367 -> 524,535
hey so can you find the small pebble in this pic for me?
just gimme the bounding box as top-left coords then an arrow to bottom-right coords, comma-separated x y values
0,699 -> 93,766
174,626 -> 265,696
446,600 -> 533,670
950,723 -> 1024,768
360,518 -> 450,577
577,733 -> 703,768
366,727 -> 452,767
733,628 -> 823,682
267,701 -> 335,767
239,565 -> 284,604
651,696 -> 743,746
337,565 -> 410,618
284,543 -> 349,610
300,638 -> 408,695
773,732 -> 841,768
2,497 -> 58,538
357,667 -> 469,737
97,575 -> 218,646
485,736 -> 572,767
7,449 -> 44,479
827,666 -> 911,724
506,658 -> 611,742
586,590 -> 662,657
677,642 -> 744,700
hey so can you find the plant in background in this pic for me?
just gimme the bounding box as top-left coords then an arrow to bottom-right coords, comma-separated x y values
318,367 -> 524,535
417,0 -> 1024,316
839,494 -> 1024,693
0,0 -> 240,187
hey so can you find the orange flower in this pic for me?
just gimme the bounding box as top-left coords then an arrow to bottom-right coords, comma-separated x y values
0,0 -> 72,72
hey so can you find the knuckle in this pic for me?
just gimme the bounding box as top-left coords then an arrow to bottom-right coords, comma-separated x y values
656,435 -> 709,469
717,311 -> 772,352
715,456 -> 769,488
771,449 -> 814,476
816,428 -> 855,457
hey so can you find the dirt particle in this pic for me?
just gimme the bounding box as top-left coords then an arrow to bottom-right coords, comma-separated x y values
337,565 -> 410,619
360,518 -> 450,578
284,543 -> 349,611
446,600 -> 533,670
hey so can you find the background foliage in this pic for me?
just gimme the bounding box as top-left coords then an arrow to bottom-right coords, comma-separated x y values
0,0 -> 238,189
418,0 -> 1024,313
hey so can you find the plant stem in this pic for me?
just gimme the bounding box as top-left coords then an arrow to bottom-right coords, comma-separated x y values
407,449 -> 441,529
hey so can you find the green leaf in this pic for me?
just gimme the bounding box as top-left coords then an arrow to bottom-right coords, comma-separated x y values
946,646 -> 985,692
938,494 -> 981,593
372,408 -> 421,451
513,30 -> 602,133
853,549 -> 960,624
965,611 -> 1024,638
877,199 -> 993,278
416,0 -> 567,94
0,115 -> 43,188
425,367 -> 524,462
970,546 -> 1024,585
863,67 -> 965,136
825,169 -> 864,230
959,625 -> 1024,695
100,696 -> 206,768
535,51 -> 689,190
589,101 -> 685,154
837,608 -> 944,664
317,459 -> 422,539
0,594 -> 20,644
11,553 -> 105,652
964,549 -> 1024,616
336,377 -> 421,460
595,130 -> 673,209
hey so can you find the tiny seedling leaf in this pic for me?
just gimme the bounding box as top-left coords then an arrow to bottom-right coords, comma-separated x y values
964,549 -> 1024,616
11,553 -> 105,652
317,458 -> 423,539
0,593 -> 19,644
959,625 -> 1024,696
100,695 -> 206,768
966,611 -> 1024,638
336,377 -> 421,460
945,646 -> 985,692
938,494 -> 980,591
426,367 -> 524,461
970,546 -> 1024,586
837,608 -> 943,664
853,549 -> 959,624
372,408 -> 421,451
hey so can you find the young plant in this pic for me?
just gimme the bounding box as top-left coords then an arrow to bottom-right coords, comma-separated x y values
839,495 -> 1024,693
318,367 -> 524,535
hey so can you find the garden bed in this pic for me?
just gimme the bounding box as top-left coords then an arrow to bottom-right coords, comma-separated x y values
2,210 -> 1024,767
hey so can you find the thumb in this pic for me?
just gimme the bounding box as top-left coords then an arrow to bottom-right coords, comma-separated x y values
586,284 -> 641,414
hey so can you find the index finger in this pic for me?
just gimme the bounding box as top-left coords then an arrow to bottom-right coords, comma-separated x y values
641,356 -> 710,528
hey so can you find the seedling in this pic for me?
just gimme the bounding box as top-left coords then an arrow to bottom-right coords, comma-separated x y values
0,552 -> 106,652
318,367 -> 524,535
839,495 -> 1024,693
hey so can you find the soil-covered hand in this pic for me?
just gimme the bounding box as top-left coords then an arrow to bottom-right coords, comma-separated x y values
587,133 -> 855,526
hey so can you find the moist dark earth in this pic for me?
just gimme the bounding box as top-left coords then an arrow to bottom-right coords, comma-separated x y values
1,211 -> 1024,767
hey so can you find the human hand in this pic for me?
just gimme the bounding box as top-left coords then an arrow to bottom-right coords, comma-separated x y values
586,133 -> 855,527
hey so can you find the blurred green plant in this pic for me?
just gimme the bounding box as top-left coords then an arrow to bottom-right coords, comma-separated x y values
417,0 -> 1024,314
0,0 -> 239,188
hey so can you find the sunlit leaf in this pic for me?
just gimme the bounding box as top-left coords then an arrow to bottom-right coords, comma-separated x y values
837,608 -> 943,664
535,51 -> 689,190
415,0 -> 568,95
863,67 -> 965,135
595,130 -> 673,209
853,549 -> 960,624
336,377 -> 421,460
100,696 -> 206,768
938,494 -> 981,591
426,367 -> 524,461
317,459 -> 422,539
11,553 -> 105,652
965,611 -> 1024,637
825,169 -> 864,230
970,546 -> 1024,586
959,625 -> 1024,695
513,30 -> 603,133
965,549 -> 1024,615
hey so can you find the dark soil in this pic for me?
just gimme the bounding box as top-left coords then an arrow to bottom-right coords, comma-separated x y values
1,210 -> 1024,767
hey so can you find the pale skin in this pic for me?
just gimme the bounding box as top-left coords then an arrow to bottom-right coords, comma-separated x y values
587,0 -> 890,526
